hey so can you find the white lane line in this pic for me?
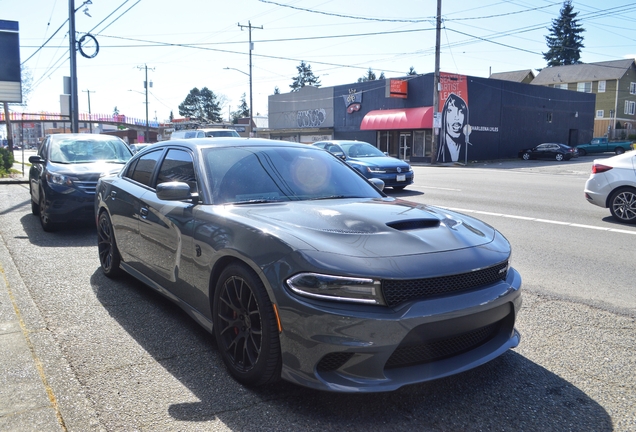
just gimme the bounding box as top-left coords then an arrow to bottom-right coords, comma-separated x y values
445,207 -> 636,235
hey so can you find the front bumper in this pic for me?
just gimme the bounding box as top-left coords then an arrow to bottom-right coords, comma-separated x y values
274,267 -> 522,393
42,185 -> 96,223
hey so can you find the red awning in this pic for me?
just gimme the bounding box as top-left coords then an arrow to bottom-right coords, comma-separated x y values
360,107 -> 434,130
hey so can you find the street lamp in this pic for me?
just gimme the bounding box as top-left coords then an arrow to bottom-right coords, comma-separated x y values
224,66 -> 252,136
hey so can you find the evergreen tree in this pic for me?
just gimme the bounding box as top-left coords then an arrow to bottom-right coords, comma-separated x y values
231,93 -> 250,124
543,1 -> 585,66
358,68 -> 377,82
407,66 -> 417,75
178,87 -> 222,123
274,86 -> 280,95
290,61 -> 321,91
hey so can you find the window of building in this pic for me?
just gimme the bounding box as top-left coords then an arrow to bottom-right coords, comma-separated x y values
596,110 -> 604,118
625,100 -> 636,116
554,83 -> 568,90
577,82 -> 592,93
631,82 -> 636,95
598,81 -> 606,93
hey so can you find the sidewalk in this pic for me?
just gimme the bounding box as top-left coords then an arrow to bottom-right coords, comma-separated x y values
0,229 -> 63,431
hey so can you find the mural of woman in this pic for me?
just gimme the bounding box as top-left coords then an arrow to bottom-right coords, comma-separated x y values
438,93 -> 469,163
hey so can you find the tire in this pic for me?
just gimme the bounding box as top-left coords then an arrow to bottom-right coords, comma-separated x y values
97,211 -> 123,277
555,153 -> 564,161
392,186 -> 406,191
577,148 -> 587,156
30,186 -> 39,215
522,152 -> 531,160
213,263 -> 281,387
609,187 -> 636,224
39,190 -> 56,232
615,147 -> 625,155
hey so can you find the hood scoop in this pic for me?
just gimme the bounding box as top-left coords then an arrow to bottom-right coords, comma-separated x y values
386,218 -> 440,231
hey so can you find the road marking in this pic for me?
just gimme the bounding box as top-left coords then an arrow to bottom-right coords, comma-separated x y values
446,207 -> 636,235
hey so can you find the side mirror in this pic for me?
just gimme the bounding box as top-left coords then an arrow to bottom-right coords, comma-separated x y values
29,155 -> 44,164
332,151 -> 346,160
368,178 -> 385,191
156,181 -> 197,202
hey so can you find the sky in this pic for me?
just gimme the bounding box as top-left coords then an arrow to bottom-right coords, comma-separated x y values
3,0 -> 636,124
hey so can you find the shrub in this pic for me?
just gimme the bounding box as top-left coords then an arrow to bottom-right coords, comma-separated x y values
0,147 -> 15,174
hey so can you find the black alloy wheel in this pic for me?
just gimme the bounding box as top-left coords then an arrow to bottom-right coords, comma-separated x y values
213,264 -> 281,386
578,148 -> 587,156
609,187 -> 636,224
615,147 -> 625,155
522,152 -> 531,160
97,211 -> 122,277
38,189 -> 55,232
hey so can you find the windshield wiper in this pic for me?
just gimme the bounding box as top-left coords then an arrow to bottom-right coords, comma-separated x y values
232,199 -> 282,205
309,195 -> 363,201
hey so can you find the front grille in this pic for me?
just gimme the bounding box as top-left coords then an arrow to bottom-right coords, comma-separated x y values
382,261 -> 508,307
385,321 -> 500,369
74,180 -> 99,194
317,352 -> 354,372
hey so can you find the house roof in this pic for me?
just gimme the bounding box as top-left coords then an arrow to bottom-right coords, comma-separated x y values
531,59 -> 635,85
489,69 -> 535,82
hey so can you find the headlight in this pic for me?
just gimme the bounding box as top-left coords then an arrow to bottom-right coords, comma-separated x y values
287,273 -> 384,305
46,172 -> 77,187
366,167 -> 386,174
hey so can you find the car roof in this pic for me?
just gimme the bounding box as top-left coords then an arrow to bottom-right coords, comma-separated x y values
148,137 -> 312,151
315,140 -> 372,145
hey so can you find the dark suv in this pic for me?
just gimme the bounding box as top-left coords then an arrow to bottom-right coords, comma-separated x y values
29,134 -> 133,231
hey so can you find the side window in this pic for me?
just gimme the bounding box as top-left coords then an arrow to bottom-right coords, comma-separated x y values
126,150 -> 163,187
156,149 -> 197,191
39,138 -> 49,158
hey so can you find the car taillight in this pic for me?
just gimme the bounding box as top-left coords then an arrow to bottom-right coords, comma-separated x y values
592,163 -> 613,174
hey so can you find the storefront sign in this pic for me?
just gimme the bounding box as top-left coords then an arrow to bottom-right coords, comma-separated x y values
387,79 -> 408,99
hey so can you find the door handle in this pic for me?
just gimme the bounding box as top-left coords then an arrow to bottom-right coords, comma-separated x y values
140,207 -> 149,217
110,191 -> 117,200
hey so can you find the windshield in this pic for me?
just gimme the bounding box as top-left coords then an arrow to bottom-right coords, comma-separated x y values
340,142 -> 385,158
203,146 -> 384,204
49,138 -> 133,164
205,130 -> 240,137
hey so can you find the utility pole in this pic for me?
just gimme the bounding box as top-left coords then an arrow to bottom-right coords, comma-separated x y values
238,21 -> 262,137
431,0 -> 442,164
82,89 -> 94,133
69,0 -> 79,133
137,64 -> 154,143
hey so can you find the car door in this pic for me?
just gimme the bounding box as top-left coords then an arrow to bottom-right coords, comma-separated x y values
111,148 -> 165,270
534,144 -> 550,159
29,136 -> 49,204
136,148 -> 202,307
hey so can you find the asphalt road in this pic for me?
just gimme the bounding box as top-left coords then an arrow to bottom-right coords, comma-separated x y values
0,156 -> 634,431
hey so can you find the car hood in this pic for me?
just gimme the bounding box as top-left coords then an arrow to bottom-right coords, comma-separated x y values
48,161 -> 127,176
349,156 -> 410,168
227,198 -> 495,258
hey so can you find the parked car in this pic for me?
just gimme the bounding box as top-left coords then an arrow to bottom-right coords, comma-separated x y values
129,143 -> 152,154
29,134 -> 133,231
584,150 -> 636,223
170,129 -> 240,139
518,143 -> 578,161
95,137 -> 522,393
576,137 -> 635,156
312,140 -> 414,190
